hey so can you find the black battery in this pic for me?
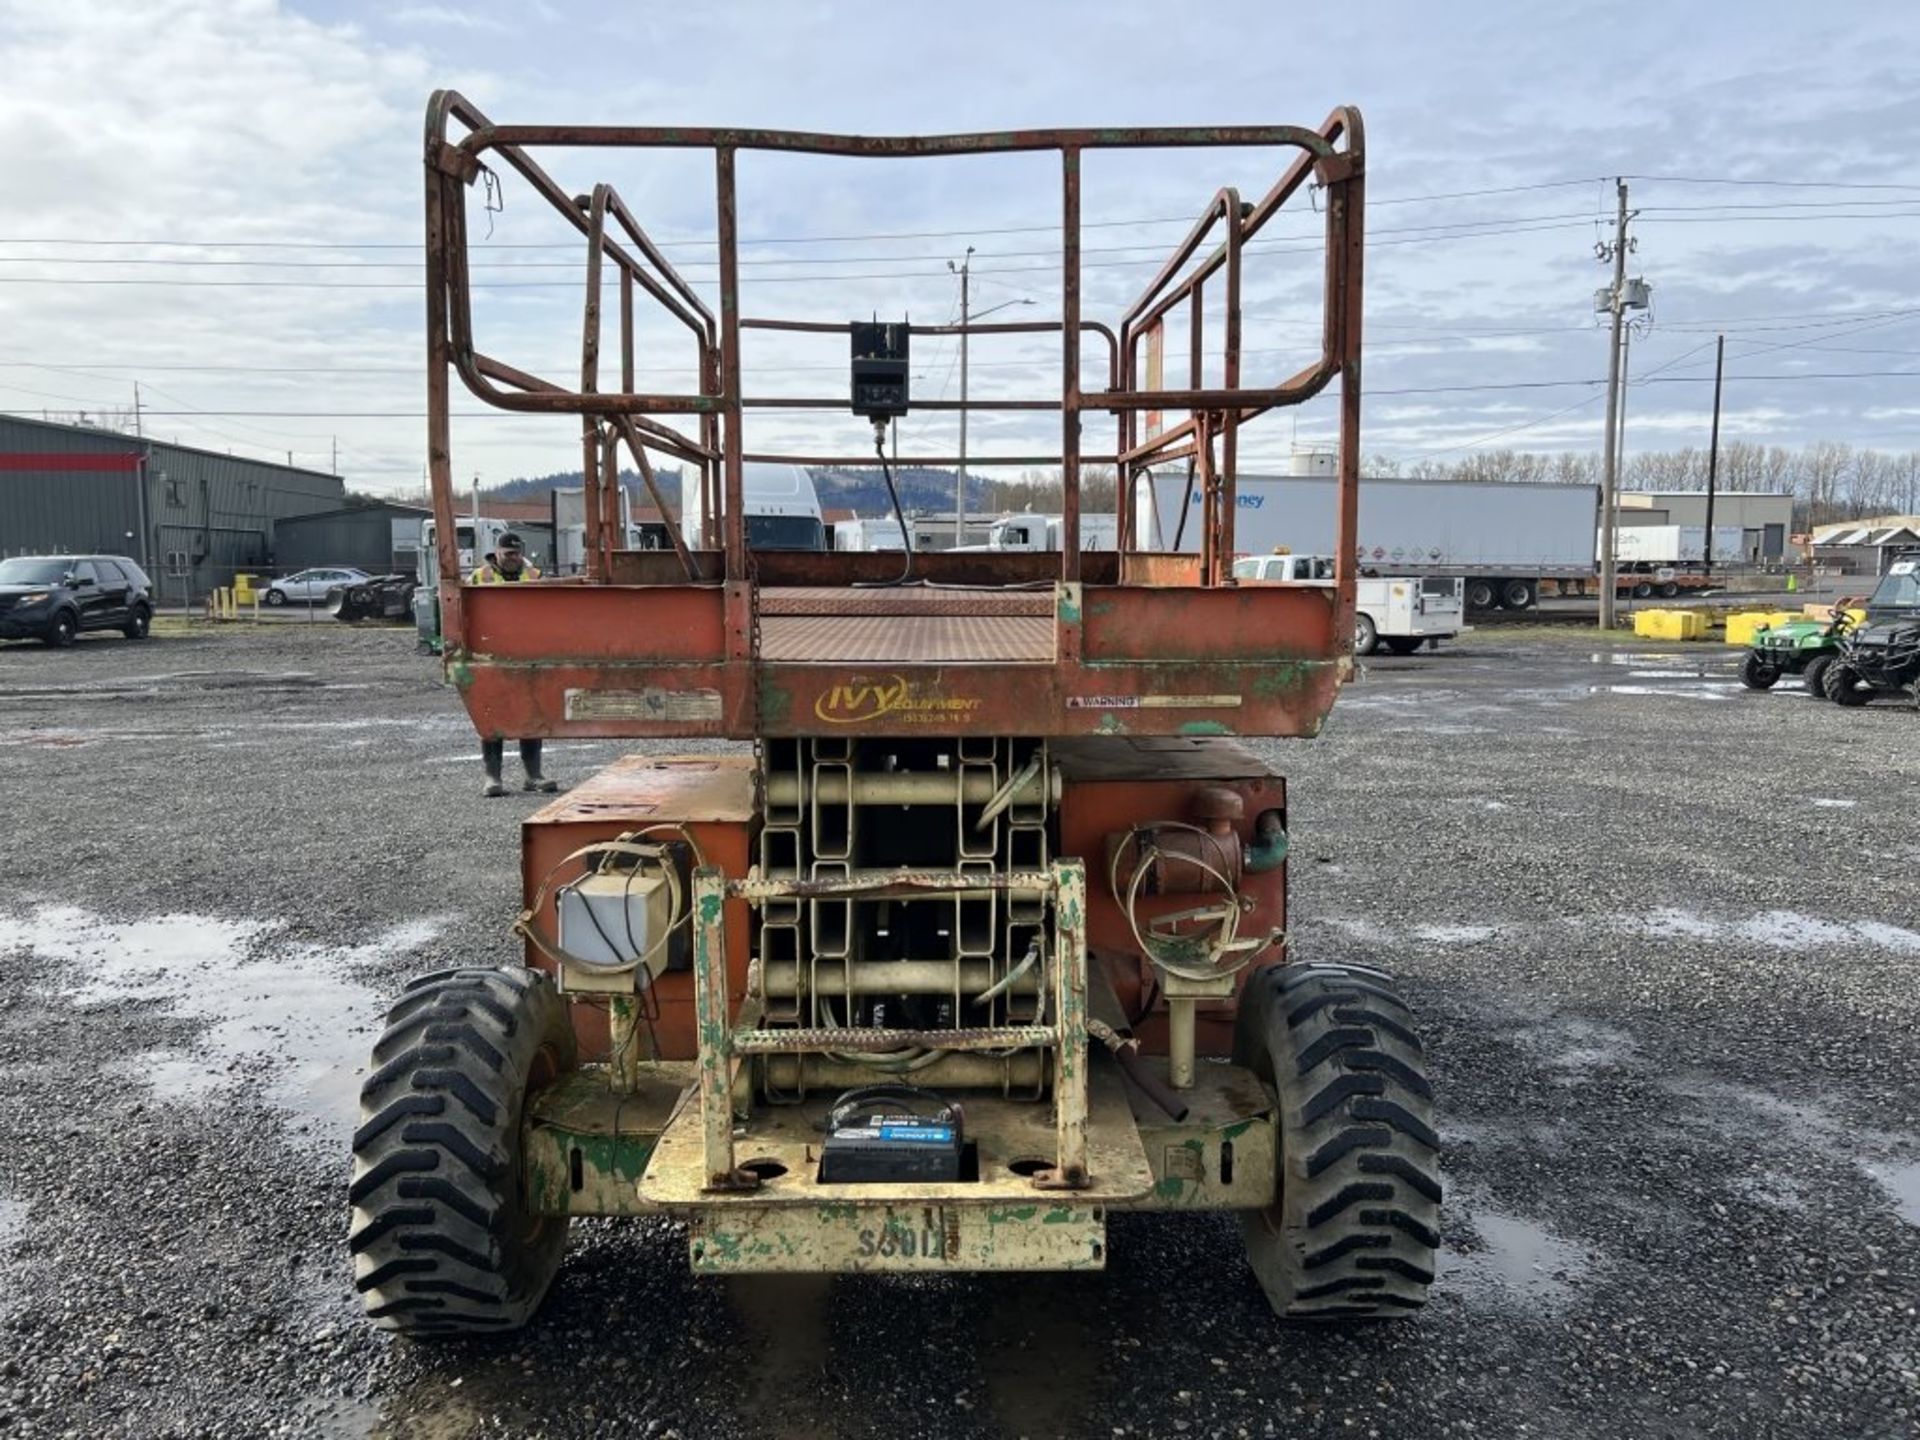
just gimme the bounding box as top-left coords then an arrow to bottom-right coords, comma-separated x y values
818,1087 -> 965,1183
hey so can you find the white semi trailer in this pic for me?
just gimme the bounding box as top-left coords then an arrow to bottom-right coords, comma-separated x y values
1139,473 -> 1599,611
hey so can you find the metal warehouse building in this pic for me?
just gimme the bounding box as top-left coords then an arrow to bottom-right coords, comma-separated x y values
273,502 -> 432,576
0,414 -> 344,603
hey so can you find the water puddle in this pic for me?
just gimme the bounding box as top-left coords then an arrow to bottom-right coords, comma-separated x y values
1592,683 -> 1736,702
1807,797 -> 1858,809
1443,1206 -> 1595,1308
0,906 -> 442,1148
1866,1160 -> 1920,1228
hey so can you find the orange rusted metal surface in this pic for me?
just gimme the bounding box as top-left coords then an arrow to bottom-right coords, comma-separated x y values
520,755 -> 755,1058
1054,739 -> 1287,1058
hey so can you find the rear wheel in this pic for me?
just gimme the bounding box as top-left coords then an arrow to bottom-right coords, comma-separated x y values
350,966 -> 575,1337
1632,580 -> 1655,599
1658,581 -> 1681,599
1465,579 -> 1496,611
1498,578 -> 1536,611
1801,655 -> 1833,697
1824,662 -> 1871,706
1383,637 -> 1423,657
1354,613 -> 1379,656
1738,652 -> 1781,690
1233,963 -> 1440,1320
122,604 -> 151,640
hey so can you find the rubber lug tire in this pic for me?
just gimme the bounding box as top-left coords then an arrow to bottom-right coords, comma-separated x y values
350,966 -> 575,1337
1738,651 -> 1781,690
1824,661 -> 1870,706
1801,654 -> 1832,697
44,610 -> 77,647
123,605 -> 151,640
1233,962 -> 1441,1320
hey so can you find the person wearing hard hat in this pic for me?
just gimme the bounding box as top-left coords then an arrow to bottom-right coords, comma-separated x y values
468,533 -> 560,798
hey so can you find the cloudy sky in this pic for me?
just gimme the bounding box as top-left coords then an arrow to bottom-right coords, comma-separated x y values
1,0 -> 1917,493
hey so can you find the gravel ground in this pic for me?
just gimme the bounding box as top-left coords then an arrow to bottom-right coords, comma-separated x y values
0,622 -> 1916,1440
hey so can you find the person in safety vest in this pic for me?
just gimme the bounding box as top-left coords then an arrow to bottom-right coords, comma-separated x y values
469,532 -> 560,798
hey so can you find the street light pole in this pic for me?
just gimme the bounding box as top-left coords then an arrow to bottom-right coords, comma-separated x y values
945,257 -> 1032,549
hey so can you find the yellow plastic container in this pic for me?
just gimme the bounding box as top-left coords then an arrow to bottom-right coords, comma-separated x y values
1728,609 -> 1800,644
233,574 -> 256,604
1634,608 -> 1707,641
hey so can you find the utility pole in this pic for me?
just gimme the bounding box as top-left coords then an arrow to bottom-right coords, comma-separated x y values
1704,333 -> 1725,575
331,435 -> 338,477
132,382 -> 143,439
1597,178 -> 1634,629
949,246 -> 973,548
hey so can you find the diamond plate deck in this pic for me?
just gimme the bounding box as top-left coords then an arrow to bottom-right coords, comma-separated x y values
758,612 -> 1054,663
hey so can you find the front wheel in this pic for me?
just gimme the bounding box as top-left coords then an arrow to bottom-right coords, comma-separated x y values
1738,652 -> 1781,690
1233,963 -> 1440,1320
350,967 -> 576,1337
1824,662 -> 1871,707
1632,580 -> 1655,599
1353,613 -> 1379,656
43,610 -> 77,647
122,605 -> 151,640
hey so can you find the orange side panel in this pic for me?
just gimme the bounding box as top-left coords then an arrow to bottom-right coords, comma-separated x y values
1057,760 -> 1286,1060
520,754 -> 756,1060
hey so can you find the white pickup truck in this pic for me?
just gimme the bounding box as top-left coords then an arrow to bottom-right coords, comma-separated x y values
1232,552 -> 1465,656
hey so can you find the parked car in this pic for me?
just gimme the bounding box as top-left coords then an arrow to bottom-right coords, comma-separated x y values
265,567 -> 371,606
0,554 -> 155,646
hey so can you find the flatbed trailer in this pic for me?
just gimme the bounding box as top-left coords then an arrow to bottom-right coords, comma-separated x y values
348,94 -> 1440,1337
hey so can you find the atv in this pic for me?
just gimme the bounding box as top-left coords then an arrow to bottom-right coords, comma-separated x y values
1739,603 -> 1855,695
1823,619 -> 1920,706
1822,554 -> 1920,707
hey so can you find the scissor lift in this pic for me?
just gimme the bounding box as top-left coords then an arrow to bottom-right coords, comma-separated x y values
347,94 -> 1440,1335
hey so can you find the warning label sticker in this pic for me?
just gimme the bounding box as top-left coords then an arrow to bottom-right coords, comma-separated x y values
1066,694 -> 1242,710
564,687 -> 724,722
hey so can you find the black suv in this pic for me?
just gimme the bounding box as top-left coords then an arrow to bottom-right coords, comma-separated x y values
0,555 -> 155,646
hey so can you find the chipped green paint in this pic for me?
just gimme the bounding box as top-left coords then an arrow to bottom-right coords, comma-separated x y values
1250,661 -> 1312,698
816,1202 -> 859,1222
756,677 -> 793,727
987,1205 -> 1039,1224
1055,584 -> 1082,624
697,890 -> 724,925
1221,1119 -> 1256,1140
1095,712 -> 1127,735
1178,720 -> 1232,736
446,657 -> 475,691
1153,1175 -> 1189,1202
1041,1207 -> 1077,1225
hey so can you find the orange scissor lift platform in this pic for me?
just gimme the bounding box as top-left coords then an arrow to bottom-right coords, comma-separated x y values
349,95 -> 1440,1332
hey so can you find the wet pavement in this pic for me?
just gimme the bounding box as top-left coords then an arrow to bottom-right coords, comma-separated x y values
0,623 -> 1916,1438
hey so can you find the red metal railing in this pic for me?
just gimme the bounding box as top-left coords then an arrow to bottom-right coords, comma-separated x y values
422,94 -> 1365,740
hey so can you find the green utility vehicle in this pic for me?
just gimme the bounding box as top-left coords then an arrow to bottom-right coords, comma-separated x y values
1739,605 -> 1856,694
